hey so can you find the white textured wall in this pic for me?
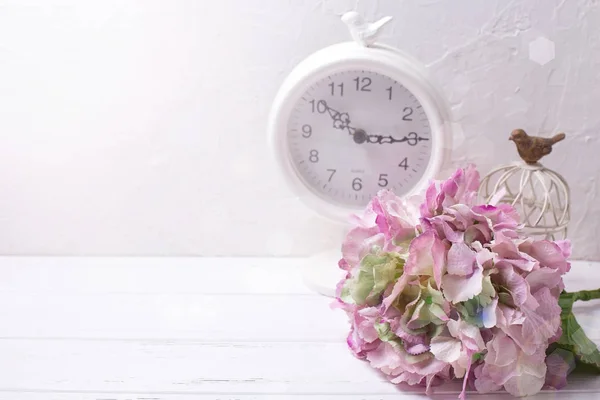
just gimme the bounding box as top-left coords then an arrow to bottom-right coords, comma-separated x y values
0,0 -> 598,259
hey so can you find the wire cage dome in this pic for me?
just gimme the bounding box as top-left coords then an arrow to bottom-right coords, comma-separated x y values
478,161 -> 570,240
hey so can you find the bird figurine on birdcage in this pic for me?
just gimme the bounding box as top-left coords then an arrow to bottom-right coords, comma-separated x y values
478,129 -> 570,240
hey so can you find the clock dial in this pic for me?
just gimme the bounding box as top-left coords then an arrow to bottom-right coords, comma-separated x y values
287,70 -> 433,207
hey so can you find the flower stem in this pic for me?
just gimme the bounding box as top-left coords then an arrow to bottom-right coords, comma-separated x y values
572,289 -> 600,302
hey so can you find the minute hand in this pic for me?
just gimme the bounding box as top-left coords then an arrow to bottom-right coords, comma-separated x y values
367,132 -> 430,145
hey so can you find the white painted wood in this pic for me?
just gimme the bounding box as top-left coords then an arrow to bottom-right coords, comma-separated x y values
0,257 -> 598,399
0,257 -> 311,295
11,394 -> 586,400
0,292 -> 347,341
0,257 -> 344,341
7,393 -> 600,400
3,339 -> 600,397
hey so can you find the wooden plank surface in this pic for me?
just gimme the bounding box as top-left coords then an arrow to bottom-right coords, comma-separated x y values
0,292 -> 345,341
0,257 -> 598,399
0,257 -> 312,295
2,339 -> 600,396
8,393 -> 586,400
6,393 -> 600,400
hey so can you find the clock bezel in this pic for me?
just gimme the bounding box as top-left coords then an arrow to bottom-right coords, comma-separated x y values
268,41 -> 452,223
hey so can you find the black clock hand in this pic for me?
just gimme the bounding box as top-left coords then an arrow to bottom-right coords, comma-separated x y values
352,130 -> 429,145
316,100 -> 429,145
318,100 -> 353,134
367,132 -> 430,145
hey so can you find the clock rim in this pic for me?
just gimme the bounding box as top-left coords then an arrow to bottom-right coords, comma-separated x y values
268,41 -> 452,223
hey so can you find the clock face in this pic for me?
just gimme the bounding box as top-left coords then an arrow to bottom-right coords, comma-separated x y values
286,70 -> 433,207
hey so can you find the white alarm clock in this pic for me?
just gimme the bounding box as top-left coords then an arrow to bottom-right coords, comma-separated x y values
268,12 -> 452,295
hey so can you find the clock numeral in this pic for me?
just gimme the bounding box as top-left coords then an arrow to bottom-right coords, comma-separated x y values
309,149 -> 319,163
301,124 -> 312,138
378,173 -> 389,187
353,77 -> 372,92
328,81 -> 344,96
386,86 -> 392,100
398,157 -> 409,170
310,99 -> 327,114
407,132 -> 418,146
352,177 -> 363,191
403,107 -> 413,121
326,169 -> 336,182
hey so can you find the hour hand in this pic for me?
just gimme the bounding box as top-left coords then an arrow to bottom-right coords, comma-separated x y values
332,112 -> 351,130
318,100 -> 352,131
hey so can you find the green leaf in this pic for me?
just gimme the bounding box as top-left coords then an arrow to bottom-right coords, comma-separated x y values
556,291 -> 600,370
557,313 -> 600,369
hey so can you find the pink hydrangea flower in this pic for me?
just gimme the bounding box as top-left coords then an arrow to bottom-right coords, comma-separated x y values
474,331 -> 547,397
335,165 -> 571,399
341,191 -> 418,271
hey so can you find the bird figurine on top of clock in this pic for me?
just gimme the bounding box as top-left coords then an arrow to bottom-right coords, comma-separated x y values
341,11 -> 393,46
268,11 -> 452,295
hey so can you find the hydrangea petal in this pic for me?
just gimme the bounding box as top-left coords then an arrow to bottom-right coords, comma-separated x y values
481,297 -> 498,328
494,262 -> 534,308
442,266 -> 483,303
519,240 -> 570,274
492,232 -> 538,272
382,274 -> 409,310
342,227 -> 384,268
390,371 -> 425,385
448,319 -> 485,351
404,231 -> 447,287
521,287 -> 562,348
526,267 -> 563,293
372,190 -> 418,244
503,373 -> 545,397
405,343 -> 430,355
474,364 -> 502,393
447,242 -> 476,276
366,341 -> 404,370
430,335 -> 461,363
420,181 -> 442,218
554,239 -> 572,258
545,348 -> 576,390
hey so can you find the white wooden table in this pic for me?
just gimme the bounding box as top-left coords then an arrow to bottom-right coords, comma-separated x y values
1,257 -> 600,400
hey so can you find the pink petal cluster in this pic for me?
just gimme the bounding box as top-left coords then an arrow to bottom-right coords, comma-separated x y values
334,165 -> 571,398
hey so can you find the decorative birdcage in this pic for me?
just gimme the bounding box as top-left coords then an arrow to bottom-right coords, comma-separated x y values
478,130 -> 570,240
